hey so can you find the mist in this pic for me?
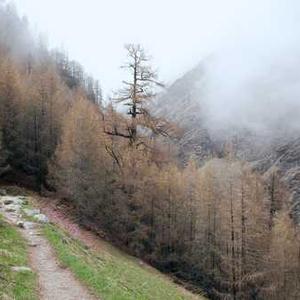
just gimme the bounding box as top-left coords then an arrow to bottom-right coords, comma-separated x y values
0,2 -> 36,60
200,0 -> 300,138
9,0 -> 300,138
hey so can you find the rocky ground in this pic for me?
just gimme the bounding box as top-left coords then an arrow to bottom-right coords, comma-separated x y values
0,192 -> 97,300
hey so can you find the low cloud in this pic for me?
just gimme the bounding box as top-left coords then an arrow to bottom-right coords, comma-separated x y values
199,1 -> 300,139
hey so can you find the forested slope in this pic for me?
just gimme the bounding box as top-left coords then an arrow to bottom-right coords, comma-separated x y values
155,61 -> 300,223
0,3 -> 299,299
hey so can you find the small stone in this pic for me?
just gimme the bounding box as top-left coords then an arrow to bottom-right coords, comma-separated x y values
23,222 -> 36,230
18,196 -> 29,205
16,198 -> 25,205
16,221 -> 24,228
3,199 -> 14,205
33,214 -> 49,224
4,204 -> 21,213
11,266 -> 32,273
0,189 -> 7,196
139,260 -> 145,266
2,196 -> 24,206
23,208 -> 40,217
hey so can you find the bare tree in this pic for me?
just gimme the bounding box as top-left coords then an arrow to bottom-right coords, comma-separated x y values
107,44 -> 167,144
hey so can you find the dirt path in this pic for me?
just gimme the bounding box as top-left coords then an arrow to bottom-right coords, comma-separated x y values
0,197 -> 97,300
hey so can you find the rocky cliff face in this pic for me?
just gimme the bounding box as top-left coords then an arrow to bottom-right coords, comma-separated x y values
153,64 -> 215,163
154,64 -> 300,221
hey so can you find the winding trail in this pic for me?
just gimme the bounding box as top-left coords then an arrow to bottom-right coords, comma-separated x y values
0,196 -> 97,300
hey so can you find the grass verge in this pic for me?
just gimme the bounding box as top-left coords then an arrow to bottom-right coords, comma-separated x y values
44,223 -> 205,300
0,216 -> 38,300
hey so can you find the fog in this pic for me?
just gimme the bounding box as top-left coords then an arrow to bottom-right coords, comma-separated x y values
10,0 -> 300,136
203,45 -> 300,137
199,1 -> 300,137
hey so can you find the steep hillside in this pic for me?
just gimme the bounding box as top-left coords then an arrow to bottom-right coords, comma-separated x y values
1,2 -> 299,298
0,188 -> 205,300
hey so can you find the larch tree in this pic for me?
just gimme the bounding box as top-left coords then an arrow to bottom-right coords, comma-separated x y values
0,59 -> 24,173
107,44 -> 169,145
266,210 -> 300,299
52,96 -> 113,220
22,62 -> 66,191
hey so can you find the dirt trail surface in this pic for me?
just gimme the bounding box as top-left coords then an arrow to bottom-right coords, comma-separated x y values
0,196 -> 97,300
36,198 -> 107,250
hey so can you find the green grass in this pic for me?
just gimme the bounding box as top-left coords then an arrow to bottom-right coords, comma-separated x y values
44,224 -> 205,300
0,216 -> 38,300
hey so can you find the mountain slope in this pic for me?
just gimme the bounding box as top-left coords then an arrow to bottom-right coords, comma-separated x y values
0,187 -> 205,299
7,187 -> 205,300
154,64 -> 214,163
155,63 -> 300,221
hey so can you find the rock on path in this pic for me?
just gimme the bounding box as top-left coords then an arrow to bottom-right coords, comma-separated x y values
0,195 -> 97,300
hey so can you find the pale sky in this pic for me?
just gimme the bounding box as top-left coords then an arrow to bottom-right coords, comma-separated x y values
12,0 -> 300,97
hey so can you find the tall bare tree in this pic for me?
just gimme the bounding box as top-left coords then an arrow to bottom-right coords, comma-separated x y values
108,44 -> 166,144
